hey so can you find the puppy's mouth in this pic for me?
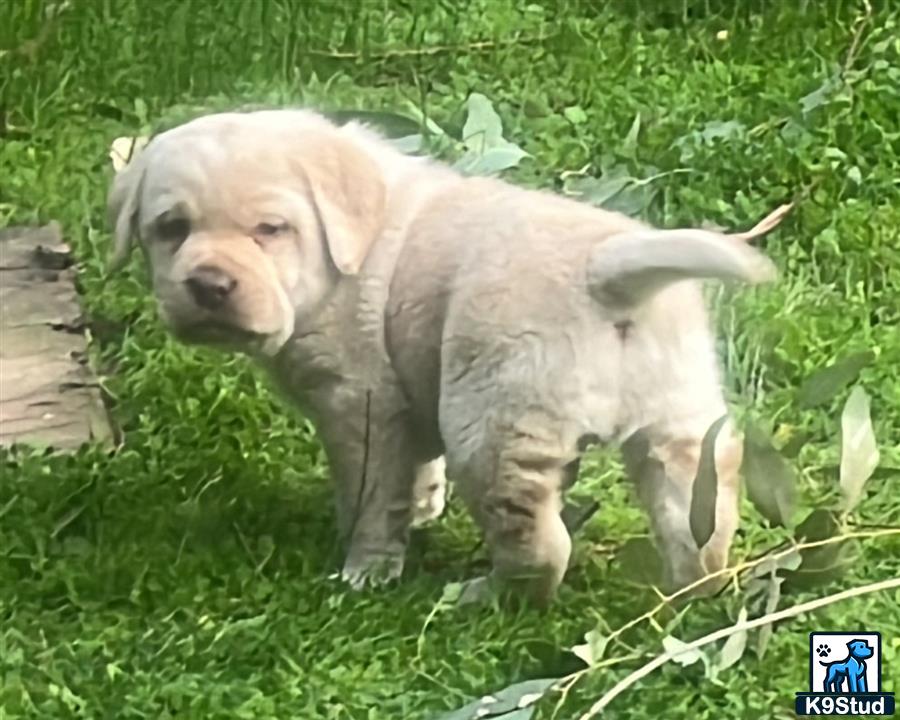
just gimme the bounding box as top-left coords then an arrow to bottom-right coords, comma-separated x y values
170,318 -> 257,344
165,314 -> 290,357
157,282 -> 294,357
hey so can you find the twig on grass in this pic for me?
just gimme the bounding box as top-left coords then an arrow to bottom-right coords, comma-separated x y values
604,528 -> 897,658
550,527 -> 900,718
303,34 -> 551,61
841,0 -> 874,77
577,575 -> 900,719
732,203 -> 794,242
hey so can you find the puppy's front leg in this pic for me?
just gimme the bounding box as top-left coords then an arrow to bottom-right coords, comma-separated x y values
314,384 -> 418,588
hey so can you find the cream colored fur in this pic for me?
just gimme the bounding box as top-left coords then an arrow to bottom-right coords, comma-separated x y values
108,109 -> 783,605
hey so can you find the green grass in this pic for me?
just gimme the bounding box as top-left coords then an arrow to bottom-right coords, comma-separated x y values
1,1 -> 899,718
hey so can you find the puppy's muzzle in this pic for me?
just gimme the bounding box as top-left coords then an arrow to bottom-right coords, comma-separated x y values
185,264 -> 238,310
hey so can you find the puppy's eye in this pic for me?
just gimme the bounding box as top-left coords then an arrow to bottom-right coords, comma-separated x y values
158,217 -> 190,243
253,221 -> 290,238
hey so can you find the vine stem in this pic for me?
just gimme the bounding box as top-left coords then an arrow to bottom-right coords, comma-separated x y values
550,527 -> 900,718
577,575 -> 900,719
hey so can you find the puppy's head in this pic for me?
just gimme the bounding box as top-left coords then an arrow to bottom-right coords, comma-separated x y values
108,110 -> 386,356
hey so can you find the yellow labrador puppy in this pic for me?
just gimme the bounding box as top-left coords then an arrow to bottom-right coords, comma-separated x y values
109,109 -> 785,605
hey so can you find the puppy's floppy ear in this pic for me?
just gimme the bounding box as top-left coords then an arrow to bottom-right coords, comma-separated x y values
106,151 -> 146,273
299,133 -> 386,275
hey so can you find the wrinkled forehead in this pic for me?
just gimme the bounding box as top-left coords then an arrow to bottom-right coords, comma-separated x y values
138,123 -> 305,227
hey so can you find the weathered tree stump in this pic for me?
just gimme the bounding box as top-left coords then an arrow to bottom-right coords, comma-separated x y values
0,223 -> 113,449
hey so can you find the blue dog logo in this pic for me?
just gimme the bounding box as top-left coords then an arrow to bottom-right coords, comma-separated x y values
795,631 -> 895,716
819,639 -> 873,694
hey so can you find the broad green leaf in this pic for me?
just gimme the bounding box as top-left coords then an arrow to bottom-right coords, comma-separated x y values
839,385 -> 880,512
389,134 -> 424,154
454,146 -> 529,176
479,677 -> 557,711
479,709 -> 535,720
623,111 -> 641,150
819,465 -> 900,482
785,545 -> 855,591
461,93 -> 507,152
560,497 -> 600,534
756,575 -> 783,659
700,120 -> 746,143
434,679 -> 556,720
783,510 -> 852,591
563,174 -> 632,206
716,607 -> 748,671
799,74 -> 843,113
563,164 -> 671,216
134,97 -> 148,125
522,97 -> 549,118
794,508 -> 841,542
673,120 -> 745,161
563,105 -> 588,125
780,430 -> 811,459
435,698 -> 493,720
689,415 -> 729,549
571,629 -> 609,667
742,424 -> 797,527
796,351 -> 874,408
455,94 -> 528,175
440,581 -> 463,604
457,576 -> 493,606
662,635 -> 704,667
744,548 -> 799,606
615,537 -> 664,586
749,548 -> 803,580
602,182 -> 658,217
403,99 -> 448,137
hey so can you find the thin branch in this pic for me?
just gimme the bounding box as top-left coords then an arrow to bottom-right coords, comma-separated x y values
578,575 -> 900,719
551,527 -> 900,717
303,34 -> 550,61
607,528 -> 897,648
841,0 -> 874,77
732,203 -> 794,242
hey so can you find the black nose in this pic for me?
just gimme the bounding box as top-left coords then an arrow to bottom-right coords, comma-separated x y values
184,265 -> 237,309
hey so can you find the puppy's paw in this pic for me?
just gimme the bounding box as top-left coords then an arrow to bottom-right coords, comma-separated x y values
411,456 -> 448,528
341,550 -> 405,590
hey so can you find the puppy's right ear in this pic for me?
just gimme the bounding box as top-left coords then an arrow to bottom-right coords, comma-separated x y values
297,132 -> 386,276
106,152 -> 146,273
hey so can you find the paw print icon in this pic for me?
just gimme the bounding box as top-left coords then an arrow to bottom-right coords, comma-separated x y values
815,643 -> 830,658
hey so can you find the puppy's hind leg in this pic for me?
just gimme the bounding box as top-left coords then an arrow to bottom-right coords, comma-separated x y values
454,419 -> 575,608
622,417 -> 743,595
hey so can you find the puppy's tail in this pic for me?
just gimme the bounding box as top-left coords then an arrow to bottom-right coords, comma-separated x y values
587,205 -> 790,309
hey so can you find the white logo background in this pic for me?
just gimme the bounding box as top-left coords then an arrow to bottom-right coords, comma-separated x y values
810,632 -> 881,693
